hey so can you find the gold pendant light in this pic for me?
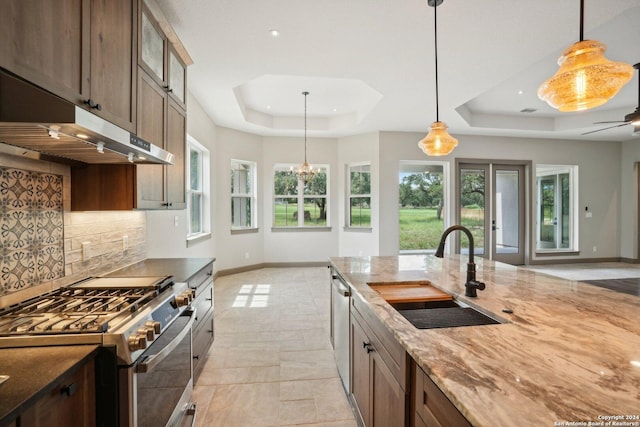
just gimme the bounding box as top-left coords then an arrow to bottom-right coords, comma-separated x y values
419,0 -> 458,157
294,91 -> 316,185
537,0 -> 634,112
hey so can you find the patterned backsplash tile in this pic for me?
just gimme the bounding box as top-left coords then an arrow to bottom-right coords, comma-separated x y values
1,167 -> 64,295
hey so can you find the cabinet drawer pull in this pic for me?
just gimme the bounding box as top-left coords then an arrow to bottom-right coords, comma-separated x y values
206,298 -> 212,301
161,202 -> 173,207
363,342 -> 374,353
193,355 -> 199,360
163,85 -> 173,93
83,99 -> 102,110
61,383 -> 77,397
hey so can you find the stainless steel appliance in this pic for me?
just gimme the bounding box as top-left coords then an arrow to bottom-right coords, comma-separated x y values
0,69 -> 174,165
0,275 -> 196,427
330,271 -> 351,392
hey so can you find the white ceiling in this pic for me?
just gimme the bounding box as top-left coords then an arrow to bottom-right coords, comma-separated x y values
157,0 -> 640,142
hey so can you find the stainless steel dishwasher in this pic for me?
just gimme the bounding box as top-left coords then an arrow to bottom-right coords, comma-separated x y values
330,269 -> 351,392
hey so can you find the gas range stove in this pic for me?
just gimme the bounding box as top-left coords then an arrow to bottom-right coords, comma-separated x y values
0,275 -> 194,365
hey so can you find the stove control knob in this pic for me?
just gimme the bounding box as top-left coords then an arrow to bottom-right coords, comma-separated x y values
145,321 -> 161,334
176,291 -> 192,307
138,327 -> 155,342
128,334 -> 147,351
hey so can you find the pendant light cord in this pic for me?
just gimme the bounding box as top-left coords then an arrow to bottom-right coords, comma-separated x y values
303,91 -> 309,162
579,0 -> 584,41
434,1 -> 440,122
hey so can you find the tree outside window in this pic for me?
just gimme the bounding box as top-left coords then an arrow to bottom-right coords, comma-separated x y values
347,163 -> 371,228
231,160 -> 256,229
273,164 -> 328,227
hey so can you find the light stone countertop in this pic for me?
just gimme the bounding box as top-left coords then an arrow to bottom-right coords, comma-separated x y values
329,255 -> 640,427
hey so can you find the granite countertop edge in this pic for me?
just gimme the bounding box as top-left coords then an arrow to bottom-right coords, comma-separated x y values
329,255 -> 640,427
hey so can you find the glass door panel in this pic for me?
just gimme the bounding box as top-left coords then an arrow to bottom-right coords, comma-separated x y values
492,166 -> 525,264
538,176 -> 557,248
458,166 -> 488,257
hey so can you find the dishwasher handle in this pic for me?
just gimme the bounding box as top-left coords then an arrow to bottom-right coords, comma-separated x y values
332,275 -> 351,297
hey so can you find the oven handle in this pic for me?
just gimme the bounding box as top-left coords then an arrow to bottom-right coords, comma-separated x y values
136,308 -> 196,374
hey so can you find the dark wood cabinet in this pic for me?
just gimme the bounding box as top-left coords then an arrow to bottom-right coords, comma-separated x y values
19,356 -> 96,427
71,164 -> 136,210
350,295 -> 408,427
412,362 -> 471,427
88,0 -> 137,132
134,1 -> 188,210
0,0 -> 137,132
135,70 -> 186,210
0,0 -> 89,106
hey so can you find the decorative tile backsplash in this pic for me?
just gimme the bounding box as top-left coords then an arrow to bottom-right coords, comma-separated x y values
0,153 -> 148,308
0,167 -> 64,295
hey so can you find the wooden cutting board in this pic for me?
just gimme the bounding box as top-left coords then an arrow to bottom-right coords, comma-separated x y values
369,281 -> 453,303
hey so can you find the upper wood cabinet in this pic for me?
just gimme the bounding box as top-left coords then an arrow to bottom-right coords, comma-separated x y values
88,0 -> 137,132
139,2 -> 187,109
0,0 -> 137,132
134,0 -> 190,210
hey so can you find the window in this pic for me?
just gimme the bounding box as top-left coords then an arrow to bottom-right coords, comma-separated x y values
231,160 -> 257,229
399,161 -> 446,252
186,135 -> 210,241
347,163 -> 371,228
273,164 -> 329,227
536,165 -> 578,252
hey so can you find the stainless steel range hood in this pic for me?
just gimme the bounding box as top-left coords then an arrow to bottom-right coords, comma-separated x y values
0,70 -> 174,165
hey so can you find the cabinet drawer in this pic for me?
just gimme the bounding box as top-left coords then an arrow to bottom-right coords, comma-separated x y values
188,263 -> 214,291
193,310 -> 214,381
20,357 -> 96,427
192,282 -> 213,333
413,364 -> 471,427
351,293 -> 408,390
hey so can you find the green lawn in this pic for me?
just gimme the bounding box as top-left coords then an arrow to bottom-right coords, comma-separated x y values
273,205 -> 483,250
399,208 -> 444,250
399,207 -> 484,250
274,203 -> 327,226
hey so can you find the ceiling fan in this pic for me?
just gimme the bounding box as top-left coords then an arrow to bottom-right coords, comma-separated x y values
582,62 -> 640,136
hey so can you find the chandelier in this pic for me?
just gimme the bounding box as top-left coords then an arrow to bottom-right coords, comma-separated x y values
418,0 -> 458,157
294,91 -> 316,185
537,0 -> 634,112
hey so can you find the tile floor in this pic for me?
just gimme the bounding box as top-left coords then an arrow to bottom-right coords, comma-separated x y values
194,267 -> 357,427
526,261 -> 640,281
193,262 -> 640,426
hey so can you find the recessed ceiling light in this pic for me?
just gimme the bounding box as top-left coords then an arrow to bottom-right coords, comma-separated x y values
333,108 -> 337,112
269,29 -> 280,37
76,133 -> 89,139
267,105 -> 272,110
518,90 -> 524,95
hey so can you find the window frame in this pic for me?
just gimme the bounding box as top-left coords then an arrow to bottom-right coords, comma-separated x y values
535,164 -> 579,253
186,135 -> 211,244
231,159 -> 258,231
272,163 -> 330,229
346,162 -> 372,230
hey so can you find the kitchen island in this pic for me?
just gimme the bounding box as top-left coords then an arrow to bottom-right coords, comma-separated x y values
330,255 -> 640,427
0,345 -> 99,427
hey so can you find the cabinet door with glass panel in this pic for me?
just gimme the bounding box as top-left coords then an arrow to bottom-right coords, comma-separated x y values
139,2 -> 187,109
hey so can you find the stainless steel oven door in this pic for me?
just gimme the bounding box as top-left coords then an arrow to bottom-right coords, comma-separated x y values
119,309 -> 197,427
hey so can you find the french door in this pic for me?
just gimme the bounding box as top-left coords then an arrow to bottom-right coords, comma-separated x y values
457,162 -> 526,265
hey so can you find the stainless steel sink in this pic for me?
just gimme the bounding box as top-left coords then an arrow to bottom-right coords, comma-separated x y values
390,300 -> 502,329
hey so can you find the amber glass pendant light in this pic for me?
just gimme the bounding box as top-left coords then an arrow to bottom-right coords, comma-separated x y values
418,0 -> 458,157
537,0 -> 634,112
